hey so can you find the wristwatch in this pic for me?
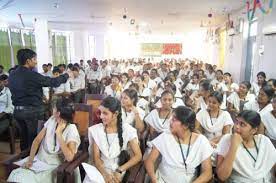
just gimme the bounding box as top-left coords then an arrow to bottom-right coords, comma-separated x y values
115,168 -> 123,174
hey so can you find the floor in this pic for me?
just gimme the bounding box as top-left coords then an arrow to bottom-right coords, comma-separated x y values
0,140 -> 21,182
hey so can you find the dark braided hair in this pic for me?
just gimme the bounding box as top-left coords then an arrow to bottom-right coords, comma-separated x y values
101,96 -> 123,149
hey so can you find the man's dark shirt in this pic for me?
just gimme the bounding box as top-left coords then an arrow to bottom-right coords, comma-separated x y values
8,66 -> 69,107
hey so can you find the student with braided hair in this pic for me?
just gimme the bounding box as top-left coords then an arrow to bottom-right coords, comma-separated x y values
84,96 -> 142,183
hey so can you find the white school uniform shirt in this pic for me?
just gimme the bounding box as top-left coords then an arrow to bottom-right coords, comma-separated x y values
70,75 -> 85,92
251,82 -> 261,97
121,107 -> 145,127
112,65 -> 121,75
217,134 -> 276,183
152,77 -> 163,85
121,81 -> 132,91
196,109 -> 233,140
261,111 -> 276,140
145,79 -> 157,90
152,132 -> 213,183
37,116 -> 81,165
227,92 -> 256,112
185,82 -> 199,92
0,87 -> 14,114
197,96 -> 208,111
174,78 -> 184,90
158,69 -> 168,80
224,83 -> 239,93
53,80 -> 71,94
100,66 -> 111,78
144,109 -> 171,133
86,68 -> 102,82
243,100 -> 273,116
87,123 -> 138,174
104,85 -> 121,99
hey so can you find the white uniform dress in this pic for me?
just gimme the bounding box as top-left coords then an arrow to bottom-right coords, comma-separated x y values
84,123 -> 138,182
217,134 -> 276,183
7,116 -> 81,183
227,92 -> 256,112
261,111 -> 276,140
121,107 -> 145,127
152,132 -> 213,183
196,109 -> 233,140
144,109 -> 171,133
243,100 -> 273,116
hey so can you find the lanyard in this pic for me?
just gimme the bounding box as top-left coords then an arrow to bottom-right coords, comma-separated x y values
177,133 -> 192,170
158,109 -> 172,125
207,109 -> 220,126
242,138 -> 259,162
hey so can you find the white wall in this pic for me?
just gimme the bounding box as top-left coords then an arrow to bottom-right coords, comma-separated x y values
252,7 -> 276,81
223,5 -> 276,83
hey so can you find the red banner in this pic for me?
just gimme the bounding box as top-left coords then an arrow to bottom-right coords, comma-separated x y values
162,43 -> 182,54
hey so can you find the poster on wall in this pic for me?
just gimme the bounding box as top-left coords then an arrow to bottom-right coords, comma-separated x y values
141,43 -> 163,56
162,43 -> 182,54
141,43 -> 182,56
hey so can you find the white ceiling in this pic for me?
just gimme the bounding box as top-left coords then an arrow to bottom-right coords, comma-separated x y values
0,0 -> 245,34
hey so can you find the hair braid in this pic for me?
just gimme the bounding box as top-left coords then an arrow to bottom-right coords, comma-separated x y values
117,107 -> 123,149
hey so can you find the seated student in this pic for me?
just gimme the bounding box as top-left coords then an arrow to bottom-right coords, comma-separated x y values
195,91 -> 233,147
191,80 -> 214,112
211,70 -> 225,90
155,83 -> 184,109
145,106 -> 213,183
51,67 -> 71,106
244,85 -> 274,116
121,89 -> 145,133
120,73 -> 132,91
185,73 -> 200,93
0,74 -> 14,134
7,98 -> 81,183
70,66 -> 85,103
84,97 -> 142,183
251,71 -> 267,97
216,110 -> 276,182
142,70 -> 157,91
104,74 -> 122,99
145,90 -> 174,139
259,94 -> 276,146
267,78 -> 276,93
222,72 -> 239,95
227,81 -> 256,115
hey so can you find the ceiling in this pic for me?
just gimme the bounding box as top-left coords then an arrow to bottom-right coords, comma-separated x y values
0,0 -> 245,34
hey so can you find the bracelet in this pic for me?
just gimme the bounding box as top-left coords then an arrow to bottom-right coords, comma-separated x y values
115,168 -> 123,174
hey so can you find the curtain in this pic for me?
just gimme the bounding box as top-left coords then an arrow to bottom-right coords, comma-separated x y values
23,32 -> 36,51
52,34 -> 68,66
0,29 -> 12,71
10,30 -> 24,65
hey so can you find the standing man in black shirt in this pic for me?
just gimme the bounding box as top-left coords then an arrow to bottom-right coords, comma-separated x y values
8,49 -> 69,151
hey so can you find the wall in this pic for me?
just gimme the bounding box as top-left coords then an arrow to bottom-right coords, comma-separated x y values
223,4 -> 276,83
252,7 -> 276,81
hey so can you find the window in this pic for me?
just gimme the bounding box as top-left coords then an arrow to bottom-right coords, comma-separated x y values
0,28 -> 11,71
52,32 -> 68,66
22,30 -> 36,51
10,29 -> 24,65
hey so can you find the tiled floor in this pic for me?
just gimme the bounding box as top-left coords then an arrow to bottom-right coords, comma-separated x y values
0,141 -> 21,182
